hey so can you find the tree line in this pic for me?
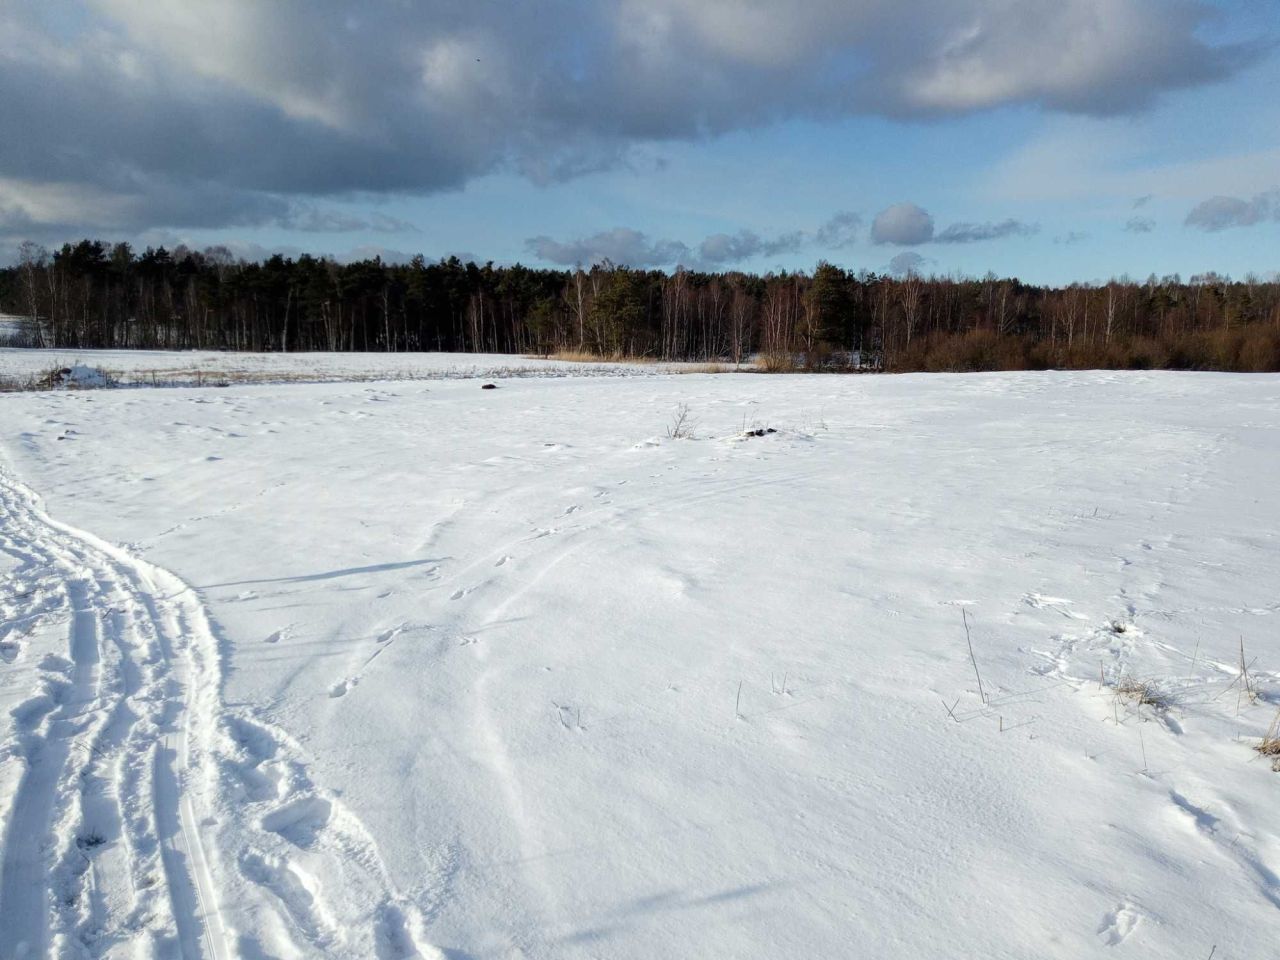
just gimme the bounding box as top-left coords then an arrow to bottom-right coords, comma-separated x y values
3,239 -> 1279,371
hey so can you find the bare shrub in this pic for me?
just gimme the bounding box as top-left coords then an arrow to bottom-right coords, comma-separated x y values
666,403 -> 696,439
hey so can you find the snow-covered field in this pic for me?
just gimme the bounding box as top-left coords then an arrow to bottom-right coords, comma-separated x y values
0,348 -> 703,389
2,362 -> 1279,959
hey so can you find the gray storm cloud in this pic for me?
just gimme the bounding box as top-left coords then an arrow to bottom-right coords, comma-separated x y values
0,0 -> 1258,242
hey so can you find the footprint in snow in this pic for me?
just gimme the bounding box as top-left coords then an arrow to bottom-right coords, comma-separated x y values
328,678 -> 357,698
375,902 -> 429,960
261,795 -> 332,848
375,625 -> 405,644
1097,902 -> 1141,945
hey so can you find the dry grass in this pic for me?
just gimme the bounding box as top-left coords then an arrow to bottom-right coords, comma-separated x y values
540,350 -> 659,364
0,374 -> 41,392
1257,709 -> 1280,770
0,363 -> 622,392
1,365 -> 115,391
533,352 -> 746,373
675,362 -> 740,374
1113,675 -> 1174,713
757,351 -> 799,373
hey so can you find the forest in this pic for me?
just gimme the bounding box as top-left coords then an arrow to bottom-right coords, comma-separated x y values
3,239 -> 1279,372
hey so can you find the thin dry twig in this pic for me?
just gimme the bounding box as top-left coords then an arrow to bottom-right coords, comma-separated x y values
962,609 -> 988,705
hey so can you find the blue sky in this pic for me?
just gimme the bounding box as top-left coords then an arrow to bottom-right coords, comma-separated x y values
1,0 -> 1277,283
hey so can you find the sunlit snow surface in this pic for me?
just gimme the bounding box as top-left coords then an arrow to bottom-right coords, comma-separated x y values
2,362 -> 1278,958
0,347 -> 692,387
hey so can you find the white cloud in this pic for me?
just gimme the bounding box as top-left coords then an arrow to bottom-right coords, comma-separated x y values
528,210 -> 867,268
697,230 -> 805,264
814,212 -> 863,248
871,203 -> 935,245
1185,190 -> 1280,231
892,0 -> 1243,115
526,228 -> 691,268
934,219 -> 1038,243
888,251 -> 930,275
0,0 -> 1262,243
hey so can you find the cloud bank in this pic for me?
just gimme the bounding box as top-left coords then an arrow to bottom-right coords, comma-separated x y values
869,204 -> 1037,246
0,0 -> 1257,243
526,211 -> 862,268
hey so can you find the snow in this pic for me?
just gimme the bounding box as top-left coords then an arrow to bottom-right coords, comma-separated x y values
2,362 -> 1279,958
0,347 -> 703,388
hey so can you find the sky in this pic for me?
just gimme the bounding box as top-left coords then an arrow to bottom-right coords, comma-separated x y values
0,0 -> 1277,284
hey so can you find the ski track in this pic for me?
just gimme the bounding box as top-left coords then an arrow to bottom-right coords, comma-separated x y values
0,469 -> 441,959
